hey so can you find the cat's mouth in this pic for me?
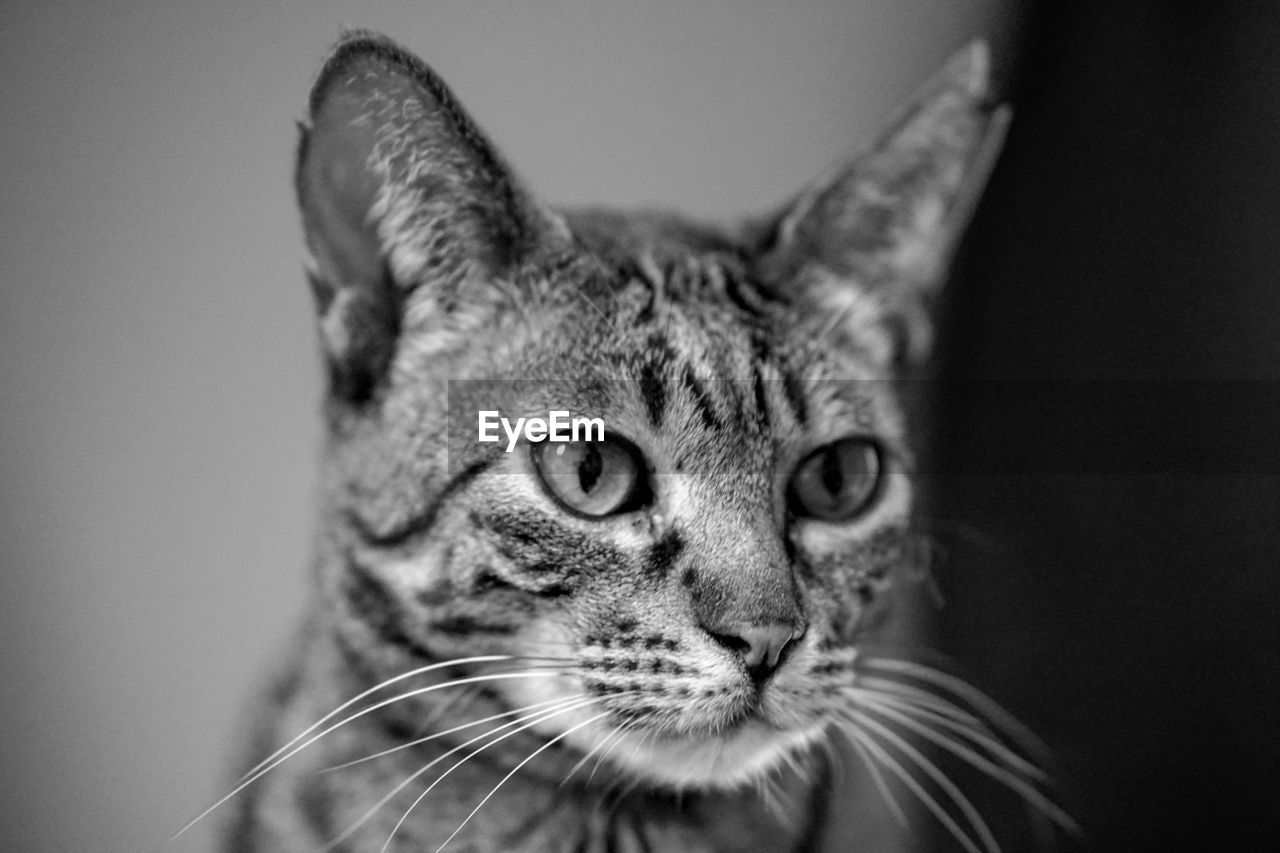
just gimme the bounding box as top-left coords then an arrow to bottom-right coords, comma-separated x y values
537,675 -> 819,790
581,707 -> 821,790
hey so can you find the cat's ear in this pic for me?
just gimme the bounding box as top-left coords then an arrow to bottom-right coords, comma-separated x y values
296,32 -> 565,402
757,42 -> 1011,367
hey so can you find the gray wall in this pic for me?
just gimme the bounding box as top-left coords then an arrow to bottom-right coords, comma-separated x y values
0,2 -> 1006,850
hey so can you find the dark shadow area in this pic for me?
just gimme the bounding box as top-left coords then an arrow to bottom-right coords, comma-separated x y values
936,1 -> 1280,849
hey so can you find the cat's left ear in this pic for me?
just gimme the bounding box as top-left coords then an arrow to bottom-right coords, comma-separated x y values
757,42 -> 1011,366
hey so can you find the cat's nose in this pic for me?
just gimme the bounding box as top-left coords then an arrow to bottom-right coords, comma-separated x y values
706,622 -> 805,683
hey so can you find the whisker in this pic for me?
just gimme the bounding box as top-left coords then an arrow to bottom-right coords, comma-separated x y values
570,286 -> 612,325
857,676 -> 990,731
242,655 -> 516,783
857,689 -> 1046,782
590,715 -> 641,786
847,709 -> 1001,853
378,699 -> 601,853
604,719 -> 655,804
322,695 -> 574,772
838,723 -> 908,827
857,695 -> 1076,832
172,655 -> 514,839
559,715 -> 630,789
173,668 -> 567,839
431,711 -> 613,853
840,724 -> 985,853
755,765 -> 789,826
414,682 -> 484,734
843,724 -> 986,853
324,696 -> 593,852
862,658 -> 1051,760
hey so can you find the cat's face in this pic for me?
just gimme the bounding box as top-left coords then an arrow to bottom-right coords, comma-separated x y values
297,33 -> 1006,791
428,260 -> 918,789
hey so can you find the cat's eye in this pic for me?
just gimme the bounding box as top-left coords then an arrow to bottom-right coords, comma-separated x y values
532,439 -> 647,517
788,438 -> 883,521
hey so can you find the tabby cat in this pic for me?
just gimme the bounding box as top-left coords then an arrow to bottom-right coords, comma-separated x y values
196,31 -> 1070,853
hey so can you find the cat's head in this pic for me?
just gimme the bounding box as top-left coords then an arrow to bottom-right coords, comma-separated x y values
296,32 -> 1007,790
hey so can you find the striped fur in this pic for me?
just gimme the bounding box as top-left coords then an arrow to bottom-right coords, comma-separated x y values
224,30 -> 1011,853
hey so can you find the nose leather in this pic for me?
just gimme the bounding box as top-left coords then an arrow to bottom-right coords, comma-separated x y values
736,623 -> 800,669
706,621 -> 804,681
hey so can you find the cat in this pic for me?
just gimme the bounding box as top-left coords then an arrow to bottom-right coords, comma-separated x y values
194,30 -> 1070,853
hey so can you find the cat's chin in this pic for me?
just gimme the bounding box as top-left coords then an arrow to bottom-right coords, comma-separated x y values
589,717 -> 821,791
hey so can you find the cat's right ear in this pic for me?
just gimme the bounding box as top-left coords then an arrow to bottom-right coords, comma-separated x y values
296,32 -> 565,402
756,42 -> 1010,368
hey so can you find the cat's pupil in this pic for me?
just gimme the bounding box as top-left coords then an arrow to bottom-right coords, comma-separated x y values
578,445 -> 603,494
821,447 -> 844,496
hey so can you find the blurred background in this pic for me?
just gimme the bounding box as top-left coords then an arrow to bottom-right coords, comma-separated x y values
1,1 -> 1276,851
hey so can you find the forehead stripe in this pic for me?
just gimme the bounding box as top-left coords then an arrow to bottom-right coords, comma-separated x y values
680,363 -> 723,431
639,360 -> 667,429
781,372 -> 809,426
